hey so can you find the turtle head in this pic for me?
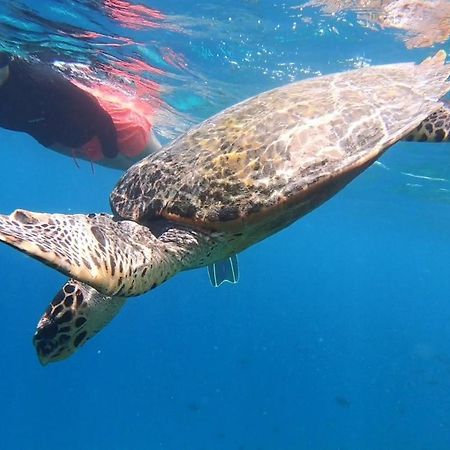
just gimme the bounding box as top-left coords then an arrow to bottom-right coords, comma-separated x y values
33,280 -> 126,365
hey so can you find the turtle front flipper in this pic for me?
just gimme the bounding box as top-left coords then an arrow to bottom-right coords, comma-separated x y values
34,279 -> 125,365
0,210 -> 183,296
404,102 -> 450,142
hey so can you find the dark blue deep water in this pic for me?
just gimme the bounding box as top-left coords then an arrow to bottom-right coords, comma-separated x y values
1,1 -> 450,449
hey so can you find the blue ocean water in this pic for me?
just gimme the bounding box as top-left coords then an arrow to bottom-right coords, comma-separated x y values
1,1 -> 450,449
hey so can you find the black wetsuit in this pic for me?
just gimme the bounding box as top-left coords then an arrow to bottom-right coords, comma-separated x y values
0,58 -> 119,158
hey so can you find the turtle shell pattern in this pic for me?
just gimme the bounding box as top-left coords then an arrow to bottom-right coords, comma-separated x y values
111,57 -> 450,231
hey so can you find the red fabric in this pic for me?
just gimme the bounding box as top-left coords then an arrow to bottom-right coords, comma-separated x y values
80,136 -> 103,161
75,82 -> 153,160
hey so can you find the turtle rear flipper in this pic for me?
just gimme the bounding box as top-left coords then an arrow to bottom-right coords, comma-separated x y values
208,254 -> 240,287
404,102 -> 450,143
34,280 -> 125,365
0,210 -> 180,296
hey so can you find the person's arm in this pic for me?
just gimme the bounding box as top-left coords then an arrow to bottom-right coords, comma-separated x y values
93,109 -> 120,158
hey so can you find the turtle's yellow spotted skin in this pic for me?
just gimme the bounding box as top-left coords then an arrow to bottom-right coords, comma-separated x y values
111,51 -> 450,232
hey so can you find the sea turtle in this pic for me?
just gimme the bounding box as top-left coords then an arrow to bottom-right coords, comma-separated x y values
0,50 -> 450,364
